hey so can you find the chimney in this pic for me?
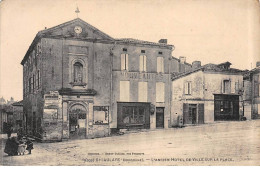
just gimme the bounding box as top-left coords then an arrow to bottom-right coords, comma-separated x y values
192,61 -> 201,69
158,39 -> 167,44
256,61 -> 260,67
179,56 -> 186,64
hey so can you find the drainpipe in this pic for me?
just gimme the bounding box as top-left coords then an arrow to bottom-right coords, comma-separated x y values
109,41 -> 116,134
61,38 -> 64,140
169,45 -> 175,128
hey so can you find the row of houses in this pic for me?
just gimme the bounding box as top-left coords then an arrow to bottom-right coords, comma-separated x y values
18,18 -> 259,141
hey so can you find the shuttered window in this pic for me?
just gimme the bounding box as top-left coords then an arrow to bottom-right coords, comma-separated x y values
157,57 -> 164,73
120,81 -> 130,102
184,81 -> 191,95
156,82 -> 165,102
121,54 -> 128,70
139,55 -> 147,72
138,82 -> 147,102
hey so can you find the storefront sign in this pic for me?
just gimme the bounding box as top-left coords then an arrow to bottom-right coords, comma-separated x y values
120,71 -> 164,80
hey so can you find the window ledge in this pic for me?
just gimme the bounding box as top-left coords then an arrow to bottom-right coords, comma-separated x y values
70,82 -> 87,87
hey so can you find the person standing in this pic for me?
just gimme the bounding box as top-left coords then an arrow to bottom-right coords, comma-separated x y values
25,138 -> 34,154
6,123 -> 13,138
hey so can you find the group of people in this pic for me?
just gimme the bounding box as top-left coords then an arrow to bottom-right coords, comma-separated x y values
3,123 -> 34,156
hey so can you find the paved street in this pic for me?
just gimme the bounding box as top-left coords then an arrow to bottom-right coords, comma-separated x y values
1,120 -> 260,166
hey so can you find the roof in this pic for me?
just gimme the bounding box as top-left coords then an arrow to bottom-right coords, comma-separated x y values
21,18 -> 173,65
21,18 -> 114,65
115,38 -> 173,48
12,100 -> 23,106
248,66 -> 260,73
171,62 -> 246,81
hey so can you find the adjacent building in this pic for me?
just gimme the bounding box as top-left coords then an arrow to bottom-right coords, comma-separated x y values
21,18 -> 192,141
171,62 -> 246,126
243,62 -> 260,120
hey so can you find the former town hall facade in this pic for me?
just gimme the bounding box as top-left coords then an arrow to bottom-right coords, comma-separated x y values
21,18 -> 192,141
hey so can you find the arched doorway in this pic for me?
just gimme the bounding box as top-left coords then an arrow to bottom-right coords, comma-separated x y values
69,104 -> 87,139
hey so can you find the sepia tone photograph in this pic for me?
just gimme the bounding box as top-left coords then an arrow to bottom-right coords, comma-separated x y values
0,0 -> 260,166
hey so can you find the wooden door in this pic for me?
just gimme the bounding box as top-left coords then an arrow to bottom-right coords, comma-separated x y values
156,107 -> 164,128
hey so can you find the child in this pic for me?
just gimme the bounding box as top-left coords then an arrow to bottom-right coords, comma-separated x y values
17,140 -> 26,155
25,138 -> 34,154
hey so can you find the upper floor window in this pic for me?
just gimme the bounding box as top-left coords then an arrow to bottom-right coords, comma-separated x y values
157,57 -> 164,73
139,55 -> 147,72
36,70 -> 40,89
33,74 -> 35,92
223,80 -> 231,93
156,82 -> 165,102
74,62 -> 83,83
184,81 -> 191,95
121,54 -> 128,71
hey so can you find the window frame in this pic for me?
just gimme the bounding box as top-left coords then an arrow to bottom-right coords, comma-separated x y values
184,81 -> 192,95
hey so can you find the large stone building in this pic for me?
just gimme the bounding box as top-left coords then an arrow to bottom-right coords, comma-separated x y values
171,62 -> 246,126
21,18 -> 192,141
243,62 -> 260,120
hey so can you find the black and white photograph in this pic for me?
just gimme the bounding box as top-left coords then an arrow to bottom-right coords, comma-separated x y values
0,0 -> 260,166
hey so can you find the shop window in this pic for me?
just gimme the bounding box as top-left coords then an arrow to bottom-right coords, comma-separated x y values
121,54 -> 128,71
139,55 -> 147,72
93,106 -> 109,124
184,81 -> 191,95
157,57 -> 164,73
73,62 -> 83,83
122,106 -> 145,124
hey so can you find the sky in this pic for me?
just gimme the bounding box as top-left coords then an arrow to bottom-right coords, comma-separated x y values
0,0 -> 260,101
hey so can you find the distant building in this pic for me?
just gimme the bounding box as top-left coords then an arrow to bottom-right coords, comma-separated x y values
243,62 -> 260,119
0,100 -> 23,133
171,62 -> 246,126
21,18 -> 192,141
0,97 -> 6,105
11,101 -> 24,132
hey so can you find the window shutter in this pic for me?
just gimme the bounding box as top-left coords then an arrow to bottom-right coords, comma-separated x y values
144,55 -> 147,72
125,54 -> 128,71
183,103 -> 189,124
198,104 -> 204,124
139,55 -> 143,71
161,57 -> 164,73
157,57 -> 160,73
231,81 -> 235,93
121,54 -> 125,70
184,82 -> 188,94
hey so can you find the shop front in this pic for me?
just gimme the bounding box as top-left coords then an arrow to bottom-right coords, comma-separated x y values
117,102 -> 150,129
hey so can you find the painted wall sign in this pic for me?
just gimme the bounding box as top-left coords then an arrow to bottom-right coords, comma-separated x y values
120,71 -> 164,81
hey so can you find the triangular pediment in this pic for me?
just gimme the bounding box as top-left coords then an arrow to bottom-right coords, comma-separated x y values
38,18 -> 114,40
